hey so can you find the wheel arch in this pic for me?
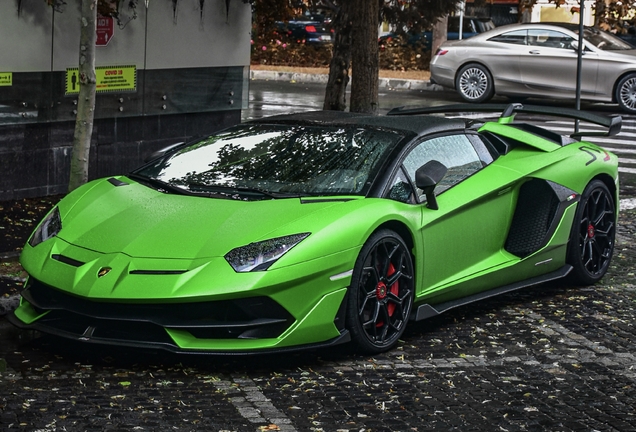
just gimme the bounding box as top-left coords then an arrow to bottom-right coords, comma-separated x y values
374,219 -> 418,284
374,220 -> 415,257
611,70 -> 636,104
591,173 -> 618,208
454,61 -> 496,92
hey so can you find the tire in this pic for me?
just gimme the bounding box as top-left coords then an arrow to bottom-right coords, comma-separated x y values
567,180 -> 616,285
346,229 -> 414,354
616,73 -> 636,114
455,63 -> 495,103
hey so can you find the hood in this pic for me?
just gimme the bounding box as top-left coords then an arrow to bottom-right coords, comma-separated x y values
58,177 -> 340,259
597,48 -> 636,60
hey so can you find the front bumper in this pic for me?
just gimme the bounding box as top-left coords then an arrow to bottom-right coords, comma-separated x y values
11,236 -> 359,353
10,277 -> 350,354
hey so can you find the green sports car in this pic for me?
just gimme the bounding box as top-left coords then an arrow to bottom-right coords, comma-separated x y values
9,104 -> 620,355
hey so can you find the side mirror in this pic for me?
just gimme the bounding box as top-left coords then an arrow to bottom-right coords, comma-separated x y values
415,160 -> 448,210
570,40 -> 586,53
145,142 -> 184,162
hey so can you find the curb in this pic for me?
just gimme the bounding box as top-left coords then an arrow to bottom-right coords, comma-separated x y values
0,294 -> 20,316
0,251 -> 21,262
0,272 -> 24,316
249,70 -> 445,92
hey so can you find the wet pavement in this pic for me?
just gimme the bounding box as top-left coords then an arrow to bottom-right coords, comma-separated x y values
1,74 -> 636,431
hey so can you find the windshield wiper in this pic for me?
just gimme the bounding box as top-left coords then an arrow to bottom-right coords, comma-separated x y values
127,173 -> 194,196
187,183 -> 300,200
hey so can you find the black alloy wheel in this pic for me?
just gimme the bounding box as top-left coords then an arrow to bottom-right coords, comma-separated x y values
346,229 -> 414,353
567,180 -> 616,285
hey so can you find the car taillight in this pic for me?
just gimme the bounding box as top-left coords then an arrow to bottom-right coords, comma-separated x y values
305,25 -> 317,33
435,48 -> 449,56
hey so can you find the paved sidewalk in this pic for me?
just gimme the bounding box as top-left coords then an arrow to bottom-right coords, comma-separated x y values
250,69 -> 445,92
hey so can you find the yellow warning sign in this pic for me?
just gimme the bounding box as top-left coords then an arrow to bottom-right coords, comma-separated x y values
66,65 -> 136,95
0,72 -> 12,86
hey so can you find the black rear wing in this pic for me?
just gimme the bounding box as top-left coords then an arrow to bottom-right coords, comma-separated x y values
386,103 -> 622,139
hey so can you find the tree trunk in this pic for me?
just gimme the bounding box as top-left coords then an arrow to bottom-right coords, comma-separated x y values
519,0 -> 534,23
68,0 -> 98,192
323,2 -> 352,111
349,0 -> 379,114
594,0 -> 605,27
431,14 -> 448,56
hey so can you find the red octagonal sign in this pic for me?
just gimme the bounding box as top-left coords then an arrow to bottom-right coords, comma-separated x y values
96,15 -> 114,47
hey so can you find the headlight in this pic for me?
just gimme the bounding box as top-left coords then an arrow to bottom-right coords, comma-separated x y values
29,207 -> 62,247
224,233 -> 310,272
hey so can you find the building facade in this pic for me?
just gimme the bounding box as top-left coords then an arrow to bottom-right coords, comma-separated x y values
0,0 -> 251,200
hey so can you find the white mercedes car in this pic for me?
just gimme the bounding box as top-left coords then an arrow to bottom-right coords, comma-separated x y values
430,22 -> 636,113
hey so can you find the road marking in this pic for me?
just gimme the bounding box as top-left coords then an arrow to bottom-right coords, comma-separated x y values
213,375 -> 297,431
621,198 -> 636,210
389,309 -> 636,381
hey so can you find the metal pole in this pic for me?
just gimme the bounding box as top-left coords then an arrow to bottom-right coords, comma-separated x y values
575,0 -> 585,133
459,0 -> 464,40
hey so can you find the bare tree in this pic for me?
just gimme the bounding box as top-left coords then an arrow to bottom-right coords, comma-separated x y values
322,0 -> 352,111
68,0 -> 98,192
349,0 -> 379,114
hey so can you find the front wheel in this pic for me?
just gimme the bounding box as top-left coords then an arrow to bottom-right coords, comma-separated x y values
346,229 -> 414,354
567,180 -> 616,285
615,73 -> 636,114
455,63 -> 494,103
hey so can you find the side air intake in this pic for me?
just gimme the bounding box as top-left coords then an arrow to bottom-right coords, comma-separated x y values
505,179 -> 570,257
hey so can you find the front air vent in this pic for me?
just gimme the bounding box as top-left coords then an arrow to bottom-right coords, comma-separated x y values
108,177 -> 129,187
51,254 -> 85,267
129,270 -> 188,275
22,278 -> 295,342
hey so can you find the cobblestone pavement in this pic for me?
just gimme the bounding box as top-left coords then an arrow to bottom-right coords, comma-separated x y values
1,206 -> 635,431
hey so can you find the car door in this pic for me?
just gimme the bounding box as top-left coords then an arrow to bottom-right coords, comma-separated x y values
482,29 -> 528,94
520,29 -> 599,98
397,133 -> 520,298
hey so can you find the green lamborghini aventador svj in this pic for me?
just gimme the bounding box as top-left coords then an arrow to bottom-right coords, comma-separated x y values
9,104 -> 620,355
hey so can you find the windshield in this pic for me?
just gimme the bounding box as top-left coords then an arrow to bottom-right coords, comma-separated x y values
580,27 -> 634,50
134,123 -> 403,199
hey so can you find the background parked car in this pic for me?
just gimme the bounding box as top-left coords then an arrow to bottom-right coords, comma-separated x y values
430,22 -> 636,113
379,16 -> 495,50
275,16 -> 333,45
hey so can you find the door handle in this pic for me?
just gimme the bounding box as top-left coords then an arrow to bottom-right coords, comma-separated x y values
529,50 -> 541,55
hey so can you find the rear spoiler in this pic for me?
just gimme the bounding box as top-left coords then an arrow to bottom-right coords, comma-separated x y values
386,103 -> 622,139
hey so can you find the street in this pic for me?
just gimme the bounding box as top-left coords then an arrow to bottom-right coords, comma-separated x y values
1,78 -> 635,432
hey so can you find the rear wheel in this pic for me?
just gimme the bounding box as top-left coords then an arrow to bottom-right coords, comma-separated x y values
567,180 -> 616,285
456,63 -> 494,103
346,229 -> 414,354
616,73 -> 636,114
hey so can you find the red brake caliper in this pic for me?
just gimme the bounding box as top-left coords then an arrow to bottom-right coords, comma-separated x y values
375,263 -> 400,327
